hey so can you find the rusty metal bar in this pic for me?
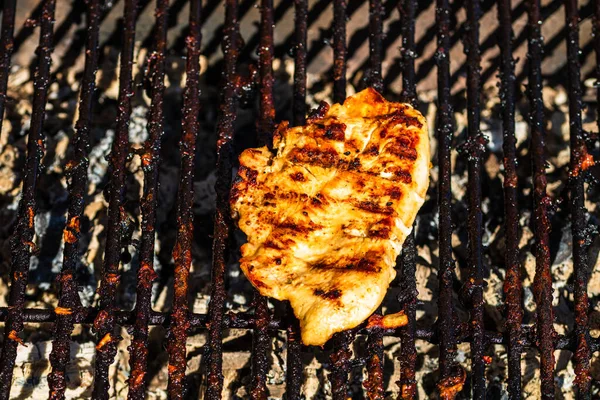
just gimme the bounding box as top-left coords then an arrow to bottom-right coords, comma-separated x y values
328,1 -> 353,394
397,233 -> 417,400
165,0 -> 203,399
367,0 -> 384,92
0,1 -> 56,398
127,0 -> 169,397
363,1 -> 385,397
330,330 -> 354,400
92,0 -> 138,398
463,0 -> 486,397
0,0 -> 16,136
286,0 -> 308,396
497,0 -> 523,398
0,305 -> 594,349
396,1 -> 418,398
435,0 -> 463,398
250,1 -> 275,398
564,1 -> 592,398
399,0 -> 417,105
526,1 -> 555,398
204,0 -> 239,398
292,0 -> 307,127
47,0 -> 101,399
332,0 -> 347,103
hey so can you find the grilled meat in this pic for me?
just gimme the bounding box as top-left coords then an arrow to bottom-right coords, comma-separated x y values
230,88 -> 430,346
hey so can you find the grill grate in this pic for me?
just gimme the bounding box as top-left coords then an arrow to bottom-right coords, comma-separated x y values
0,0 -> 598,398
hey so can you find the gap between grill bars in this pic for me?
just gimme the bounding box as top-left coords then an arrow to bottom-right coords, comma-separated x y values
0,0 -> 598,398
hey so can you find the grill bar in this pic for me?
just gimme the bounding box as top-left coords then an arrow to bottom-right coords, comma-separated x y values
286,0 -> 308,396
435,0 -> 464,398
367,0 -> 383,93
166,0 -> 203,398
0,1 -> 56,398
526,1 -> 556,398
330,330 -> 355,400
127,0 -> 169,397
91,0 -> 138,396
329,1 -> 354,396
249,1 -> 276,398
564,0 -> 593,397
463,0 -> 486,397
0,0 -> 16,133
332,0 -> 347,103
497,0 -> 523,398
47,0 -> 101,398
364,1 -> 385,397
205,0 -> 239,398
397,1 -> 418,398
292,0 -> 308,127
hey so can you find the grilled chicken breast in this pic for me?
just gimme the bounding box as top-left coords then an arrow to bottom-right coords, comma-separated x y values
230,88 -> 429,346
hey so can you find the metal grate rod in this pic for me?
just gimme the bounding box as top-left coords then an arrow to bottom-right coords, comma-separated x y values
48,0 -> 102,398
332,0 -> 347,103
363,0 -> 385,397
0,0 -> 16,136
166,0 -> 203,398
205,0 -> 239,398
497,0 -> 523,397
397,1 -> 418,398
91,0 -> 138,397
0,1 -> 56,399
128,0 -> 169,397
435,0 -> 464,398
526,1 -> 556,398
463,0 -> 487,397
285,0 -> 308,396
564,0 -> 593,397
249,1 -> 276,398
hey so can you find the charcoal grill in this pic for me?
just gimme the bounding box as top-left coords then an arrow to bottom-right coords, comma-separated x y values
0,0 -> 598,398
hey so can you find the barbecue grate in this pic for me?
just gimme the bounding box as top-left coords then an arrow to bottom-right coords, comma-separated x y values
0,0 -> 598,398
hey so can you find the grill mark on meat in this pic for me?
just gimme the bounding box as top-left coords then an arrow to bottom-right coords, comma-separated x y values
356,201 -> 395,215
323,122 -> 346,141
314,257 -> 381,273
387,142 -> 418,160
368,227 -> 391,238
290,172 -> 306,181
314,288 -> 342,300
289,146 -> 338,168
383,109 -> 423,128
275,221 -> 322,235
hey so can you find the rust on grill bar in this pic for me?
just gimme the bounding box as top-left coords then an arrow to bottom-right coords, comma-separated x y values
564,0 -> 593,397
0,1 -> 56,398
128,0 -> 168,397
91,0 -> 138,397
0,0 -> 16,135
435,0 -> 463,398
166,0 -> 203,398
249,0 -> 275,398
48,0 -> 102,398
463,0 -> 487,397
527,1 -> 556,398
205,0 -> 240,398
363,1 -> 385,397
332,0 -> 347,103
497,0 -> 523,398
397,1 -> 418,398
366,0 -> 383,93
286,0 -> 308,396
292,0 -> 308,127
